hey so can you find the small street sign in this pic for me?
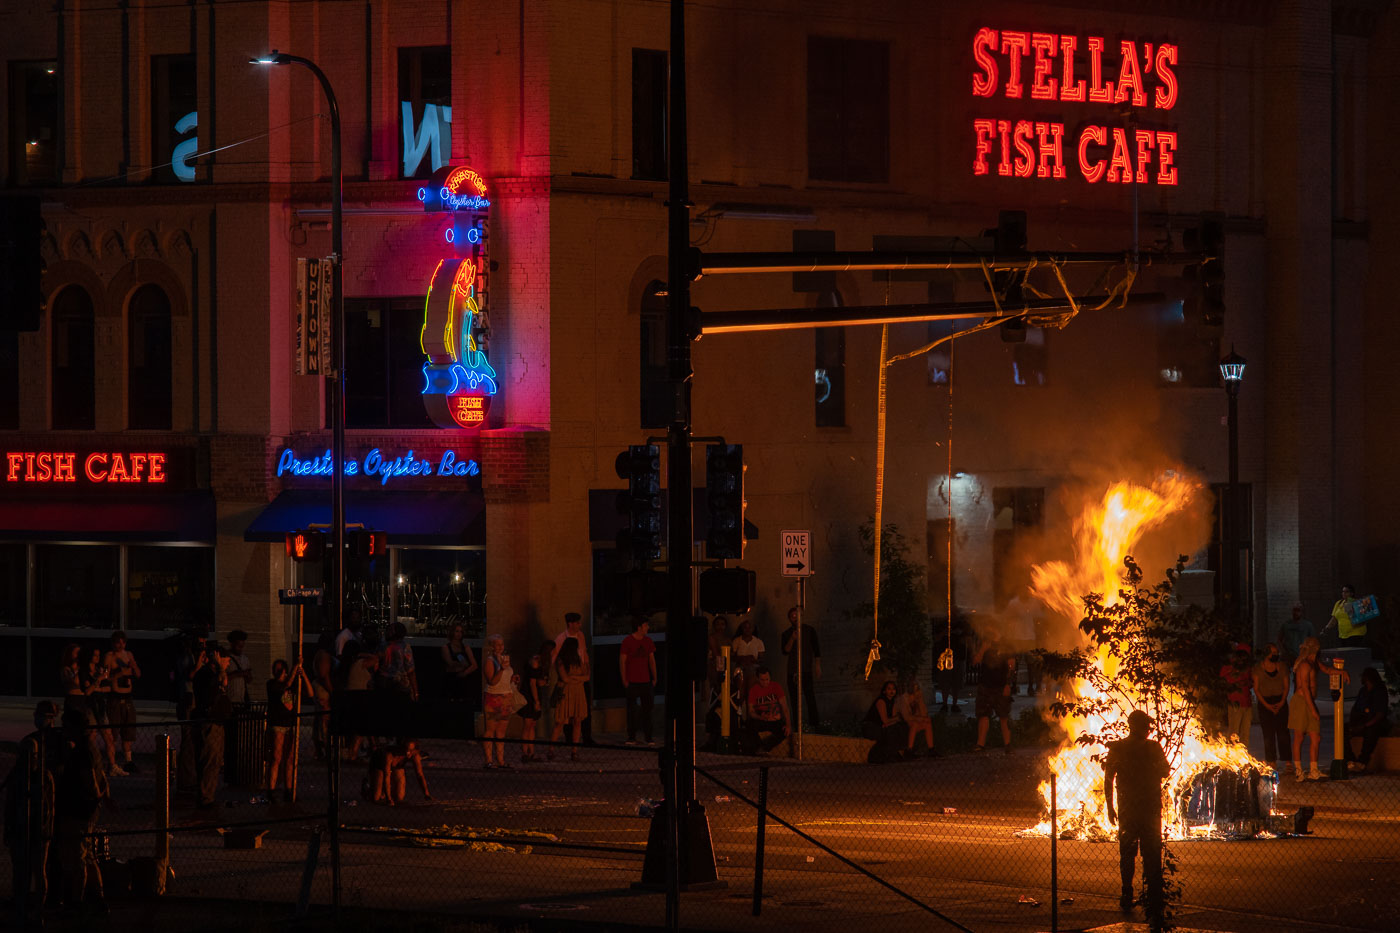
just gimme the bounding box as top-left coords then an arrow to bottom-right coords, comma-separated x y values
279,587 -> 324,606
780,529 -> 812,577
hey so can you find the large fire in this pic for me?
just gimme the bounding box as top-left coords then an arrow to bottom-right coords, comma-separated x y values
1026,475 -> 1274,840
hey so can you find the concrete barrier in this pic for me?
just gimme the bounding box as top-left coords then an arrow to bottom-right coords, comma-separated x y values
1348,735 -> 1399,772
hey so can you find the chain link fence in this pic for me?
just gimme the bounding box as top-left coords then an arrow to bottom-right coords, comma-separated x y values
4,694 -> 1398,932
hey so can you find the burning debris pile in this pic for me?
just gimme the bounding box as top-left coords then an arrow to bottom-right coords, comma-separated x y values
1023,476 -> 1279,841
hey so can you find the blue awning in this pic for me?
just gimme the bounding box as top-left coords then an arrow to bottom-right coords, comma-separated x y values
244,490 -> 485,546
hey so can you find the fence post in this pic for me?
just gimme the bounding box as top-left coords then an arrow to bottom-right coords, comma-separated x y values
753,765 -> 769,916
329,732 -> 341,912
1050,771 -> 1058,933
156,733 -> 171,866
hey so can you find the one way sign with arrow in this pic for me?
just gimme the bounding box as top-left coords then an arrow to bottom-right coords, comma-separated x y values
781,530 -> 812,577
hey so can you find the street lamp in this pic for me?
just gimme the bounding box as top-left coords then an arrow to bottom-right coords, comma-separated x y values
251,50 -> 346,662
1219,346 -> 1246,633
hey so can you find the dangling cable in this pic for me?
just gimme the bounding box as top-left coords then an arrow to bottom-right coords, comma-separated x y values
867,279 -> 891,680
937,340 -> 955,675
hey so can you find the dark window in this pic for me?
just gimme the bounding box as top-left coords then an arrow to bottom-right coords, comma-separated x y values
1209,482 -> 1254,627
344,297 -> 433,429
0,542 -> 25,626
34,544 -> 118,628
807,37 -> 889,183
1157,292 -> 1221,388
8,60 -> 59,186
151,54 -> 197,184
1012,327 -> 1048,386
640,281 -> 669,428
0,329 -> 18,429
927,320 -> 955,386
398,46 -> 452,179
632,49 -> 668,181
814,294 -> 846,427
992,487 -> 1043,606
128,284 -> 173,429
126,546 -> 214,632
926,518 -> 955,619
51,285 -> 95,430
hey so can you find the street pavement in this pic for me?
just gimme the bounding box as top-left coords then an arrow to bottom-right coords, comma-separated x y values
2,698 -> 1397,933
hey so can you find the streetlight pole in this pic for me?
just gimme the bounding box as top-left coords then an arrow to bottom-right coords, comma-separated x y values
1220,347 -> 1246,637
252,51 -> 346,652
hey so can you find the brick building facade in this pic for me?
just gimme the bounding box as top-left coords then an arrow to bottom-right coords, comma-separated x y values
2,1 -> 1396,718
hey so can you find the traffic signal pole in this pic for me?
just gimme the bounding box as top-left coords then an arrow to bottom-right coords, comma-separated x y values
640,0 -> 721,903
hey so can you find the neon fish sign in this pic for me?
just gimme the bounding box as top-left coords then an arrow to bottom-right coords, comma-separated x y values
419,164 -> 497,429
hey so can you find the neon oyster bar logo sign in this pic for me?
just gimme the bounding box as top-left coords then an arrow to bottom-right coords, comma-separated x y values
970,27 -> 1180,185
277,448 -> 479,486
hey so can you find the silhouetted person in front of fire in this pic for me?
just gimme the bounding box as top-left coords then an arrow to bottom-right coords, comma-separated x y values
1103,709 -> 1170,927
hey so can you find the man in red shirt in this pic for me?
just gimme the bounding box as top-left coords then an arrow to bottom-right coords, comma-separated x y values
744,667 -> 790,754
619,618 -> 657,745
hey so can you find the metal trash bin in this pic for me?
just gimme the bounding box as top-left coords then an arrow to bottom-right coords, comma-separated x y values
224,702 -> 267,788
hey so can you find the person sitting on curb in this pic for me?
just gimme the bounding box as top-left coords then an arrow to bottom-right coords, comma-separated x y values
744,667 -> 789,755
863,681 -> 907,762
362,739 -> 432,806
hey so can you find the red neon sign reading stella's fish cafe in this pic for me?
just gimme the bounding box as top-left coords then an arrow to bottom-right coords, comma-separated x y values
970,28 -> 1179,185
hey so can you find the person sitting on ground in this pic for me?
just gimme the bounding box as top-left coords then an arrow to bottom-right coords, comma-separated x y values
863,680 -> 907,760
744,667 -> 790,755
362,739 -> 432,807
896,680 -> 936,758
1345,667 -> 1390,773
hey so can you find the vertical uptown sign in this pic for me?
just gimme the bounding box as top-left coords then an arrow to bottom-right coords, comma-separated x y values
970,28 -> 1179,186
418,165 -> 498,429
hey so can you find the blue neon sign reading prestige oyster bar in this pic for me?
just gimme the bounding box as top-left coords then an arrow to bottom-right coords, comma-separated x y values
277,448 -> 479,485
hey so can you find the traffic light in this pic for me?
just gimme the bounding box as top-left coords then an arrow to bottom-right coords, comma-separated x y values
699,567 -> 756,614
1199,212 -> 1225,327
350,531 -> 388,558
0,195 -> 46,331
705,443 -> 745,559
285,530 -> 325,562
615,444 -> 663,562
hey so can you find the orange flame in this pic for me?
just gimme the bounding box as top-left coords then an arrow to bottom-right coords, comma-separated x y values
1026,474 -> 1272,840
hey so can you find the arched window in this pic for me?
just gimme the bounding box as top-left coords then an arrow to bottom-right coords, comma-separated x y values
50,286 -> 95,429
128,284 -> 173,429
639,281 -> 669,428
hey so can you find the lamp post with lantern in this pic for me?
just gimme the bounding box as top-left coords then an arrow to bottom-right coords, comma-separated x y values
1219,346 -> 1246,634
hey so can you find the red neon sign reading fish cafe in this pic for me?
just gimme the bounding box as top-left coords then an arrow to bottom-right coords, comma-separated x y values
5,451 -> 168,484
970,27 -> 1179,186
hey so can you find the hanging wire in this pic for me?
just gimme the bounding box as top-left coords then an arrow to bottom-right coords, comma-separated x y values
938,339 -> 955,674
869,253 -> 1139,681
866,277 -> 891,680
